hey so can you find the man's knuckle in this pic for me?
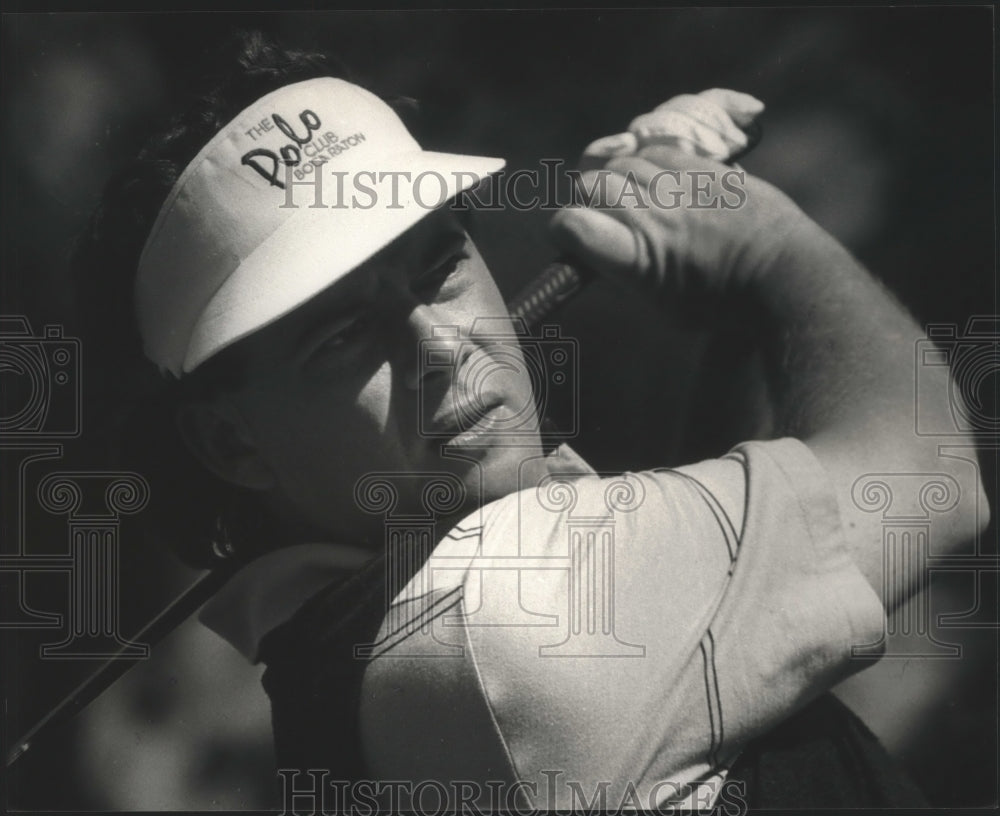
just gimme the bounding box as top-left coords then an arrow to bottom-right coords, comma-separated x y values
605,155 -> 639,174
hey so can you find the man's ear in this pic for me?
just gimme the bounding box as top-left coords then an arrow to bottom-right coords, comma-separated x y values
175,397 -> 275,491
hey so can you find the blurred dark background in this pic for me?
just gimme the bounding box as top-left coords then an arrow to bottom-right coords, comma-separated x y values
1,8 -> 995,811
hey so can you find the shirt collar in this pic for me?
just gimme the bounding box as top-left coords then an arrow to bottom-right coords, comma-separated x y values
199,443 -> 595,662
199,541 -> 375,662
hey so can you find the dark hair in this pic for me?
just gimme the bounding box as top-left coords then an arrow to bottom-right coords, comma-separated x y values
74,31 -> 419,569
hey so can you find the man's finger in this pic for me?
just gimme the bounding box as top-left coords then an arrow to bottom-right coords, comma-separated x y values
578,131 -> 640,172
581,131 -> 639,160
548,206 -> 640,289
698,88 -> 765,128
633,143 -> 731,173
630,109 -> 737,159
647,94 -> 749,149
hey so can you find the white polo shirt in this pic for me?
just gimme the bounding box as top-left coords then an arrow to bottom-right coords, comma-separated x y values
201,438 -> 885,811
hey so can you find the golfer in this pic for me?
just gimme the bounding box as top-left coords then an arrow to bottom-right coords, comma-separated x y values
76,32 -> 987,812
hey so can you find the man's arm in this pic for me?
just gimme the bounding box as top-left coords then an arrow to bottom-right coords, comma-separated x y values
550,144 -> 990,610
732,202 -> 988,608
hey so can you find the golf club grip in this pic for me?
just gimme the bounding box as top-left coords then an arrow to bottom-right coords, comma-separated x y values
508,120 -> 761,327
506,259 -> 596,327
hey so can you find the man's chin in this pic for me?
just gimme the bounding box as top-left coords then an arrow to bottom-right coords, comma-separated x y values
433,438 -> 547,503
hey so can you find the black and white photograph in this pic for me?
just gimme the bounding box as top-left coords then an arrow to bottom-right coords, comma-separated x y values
1,6 -> 996,814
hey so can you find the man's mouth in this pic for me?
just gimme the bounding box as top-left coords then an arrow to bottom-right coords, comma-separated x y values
427,396 -> 509,447
442,403 -> 510,447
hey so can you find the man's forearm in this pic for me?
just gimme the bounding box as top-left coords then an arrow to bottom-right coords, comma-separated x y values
751,221 -> 989,605
752,222 -> 921,439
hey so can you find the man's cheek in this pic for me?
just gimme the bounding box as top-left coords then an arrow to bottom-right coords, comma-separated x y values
355,368 -> 398,434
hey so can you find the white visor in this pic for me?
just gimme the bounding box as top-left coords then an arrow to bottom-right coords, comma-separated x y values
135,76 -> 505,377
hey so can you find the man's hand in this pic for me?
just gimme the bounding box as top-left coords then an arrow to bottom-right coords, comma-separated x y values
550,145 -> 818,312
579,88 -> 764,166
553,88 -> 806,314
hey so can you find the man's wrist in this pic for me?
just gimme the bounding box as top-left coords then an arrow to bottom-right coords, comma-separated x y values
738,208 -> 857,309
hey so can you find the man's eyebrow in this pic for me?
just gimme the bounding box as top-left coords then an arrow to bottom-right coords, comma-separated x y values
291,285 -> 366,355
415,225 -> 468,271
290,214 -> 469,354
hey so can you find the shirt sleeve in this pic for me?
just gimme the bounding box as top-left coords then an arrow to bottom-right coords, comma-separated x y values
641,437 -> 888,783
359,437 -> 886,810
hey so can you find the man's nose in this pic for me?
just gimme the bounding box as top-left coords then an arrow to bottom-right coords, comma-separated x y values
401,302 -> 471,391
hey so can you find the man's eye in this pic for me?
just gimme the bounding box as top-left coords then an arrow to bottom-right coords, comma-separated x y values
316,313 -> 372,354
419,252 -> 466,289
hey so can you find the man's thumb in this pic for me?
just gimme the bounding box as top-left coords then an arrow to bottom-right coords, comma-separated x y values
548,207 -> 642,290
